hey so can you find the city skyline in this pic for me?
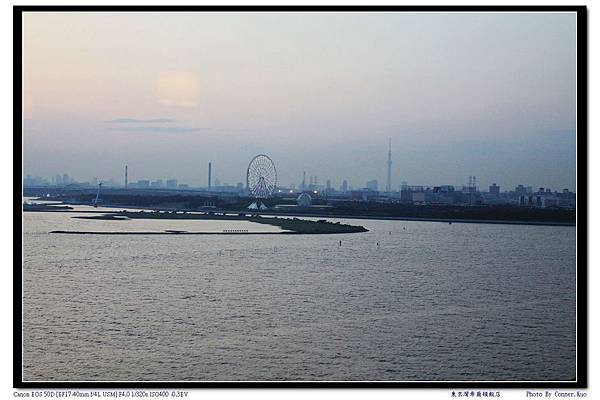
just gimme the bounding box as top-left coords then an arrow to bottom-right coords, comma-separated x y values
23,12 -> 576,191
24,164 -> 576,194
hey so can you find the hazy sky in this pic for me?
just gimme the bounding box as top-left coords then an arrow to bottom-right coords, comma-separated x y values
23,11 -> 577,191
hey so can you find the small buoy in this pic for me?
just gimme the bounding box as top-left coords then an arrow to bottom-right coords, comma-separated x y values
376,242 -> 379,246
339,240 -> 342,247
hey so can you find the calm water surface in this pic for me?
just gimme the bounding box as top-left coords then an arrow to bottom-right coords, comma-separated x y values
22,208 -> 576,381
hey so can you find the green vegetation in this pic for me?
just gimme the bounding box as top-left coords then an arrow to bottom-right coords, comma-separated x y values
249,217 -> 368,234
74,211 -> 369,234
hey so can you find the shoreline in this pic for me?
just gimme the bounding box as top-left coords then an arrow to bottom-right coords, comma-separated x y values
49,230 -> 359,235
23,198 -> 577,227
26,206 -> 575,227
257,212 -> 576,227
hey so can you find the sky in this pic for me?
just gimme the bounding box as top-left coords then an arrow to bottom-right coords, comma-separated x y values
22,11 -> 577,191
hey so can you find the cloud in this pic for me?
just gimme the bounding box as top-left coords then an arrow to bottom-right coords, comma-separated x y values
105,118 -> 175,123
108,126 -> 210,133
105,117 -> 214,133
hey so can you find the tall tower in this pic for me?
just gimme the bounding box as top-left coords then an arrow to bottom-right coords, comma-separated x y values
208,162 -> 212,190
386,137 -> 392,193
302,171 -> 306,191
125,165 -> 128,188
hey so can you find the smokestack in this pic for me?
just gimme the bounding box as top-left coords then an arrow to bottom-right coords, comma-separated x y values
386,138 -> 392,193
302,171 -> 306,191
125,165 -> 128,188
208,162 -> 212,190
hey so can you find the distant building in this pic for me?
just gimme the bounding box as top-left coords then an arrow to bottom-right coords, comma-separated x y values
178,183 -> 189,190
341,180 -> 348,193
536,195 -> 543,207
400,189 -> 412,202
431,186 -> 457,204
366,179 -> 378,191
324,179 -> 332,195
489,183 -> 500,197
433,185 -> 455,193
412,191 -> 426,203
137,180 -> 150,188
151,179 -> 163,188
558,189 -> 576,208
166,179 -> 178,189
542,197 -> 559,208
515,185 -> 527,197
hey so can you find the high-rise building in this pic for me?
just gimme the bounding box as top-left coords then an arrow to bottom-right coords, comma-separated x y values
125,165 -> 128,188
342,180 -> 348,192
366,179 -> 378,191
208,162 -> 212,190
489,183 -> 500,197
400,188 -> 412,202
166,179 -> 178,189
